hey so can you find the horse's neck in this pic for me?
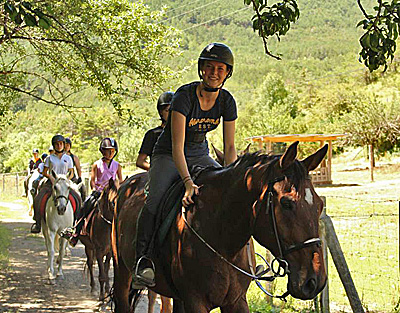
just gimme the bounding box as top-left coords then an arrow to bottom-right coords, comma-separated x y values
192,183 -> 255,257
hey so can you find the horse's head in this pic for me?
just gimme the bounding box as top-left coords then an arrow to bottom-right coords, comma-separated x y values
98,178 -> 119,221
251,142 -> 327,300
51,171 -> 71,215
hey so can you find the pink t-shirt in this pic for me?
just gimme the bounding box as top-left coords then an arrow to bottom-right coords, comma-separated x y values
94,159 -> 119,191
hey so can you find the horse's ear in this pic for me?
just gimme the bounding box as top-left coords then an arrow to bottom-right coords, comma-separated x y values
51,170 -> 58,180
211,143 -> 224,166
242,143 -> 251,155
301,144 -> 328,172
109,178 -> 115,188
280,141 -> 299,170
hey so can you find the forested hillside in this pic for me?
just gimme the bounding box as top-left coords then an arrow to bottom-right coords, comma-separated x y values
1,0 -> 399,172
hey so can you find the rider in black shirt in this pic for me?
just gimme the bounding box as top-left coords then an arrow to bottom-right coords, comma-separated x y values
136,92 -> 173,171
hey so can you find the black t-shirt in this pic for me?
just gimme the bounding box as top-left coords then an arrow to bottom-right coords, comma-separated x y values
139,126 -> 164,157
154,82 -> 237,157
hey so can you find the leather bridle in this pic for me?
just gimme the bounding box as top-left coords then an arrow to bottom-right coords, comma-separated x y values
182,174 -> 322,301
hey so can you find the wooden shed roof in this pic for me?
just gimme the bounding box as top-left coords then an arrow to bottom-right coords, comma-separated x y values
245,134 -> 346,143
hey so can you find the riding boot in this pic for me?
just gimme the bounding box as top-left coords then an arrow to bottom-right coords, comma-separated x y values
31,210 -> 41,234
134,208 -> 156,288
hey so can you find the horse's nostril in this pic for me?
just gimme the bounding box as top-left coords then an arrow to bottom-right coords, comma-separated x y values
303,277 -> 317,295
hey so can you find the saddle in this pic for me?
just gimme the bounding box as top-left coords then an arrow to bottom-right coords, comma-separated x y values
154,164 -> 218,247
38,189 -> 81,221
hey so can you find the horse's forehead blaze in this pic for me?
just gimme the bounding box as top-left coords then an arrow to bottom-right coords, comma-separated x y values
305,188 -> 313,205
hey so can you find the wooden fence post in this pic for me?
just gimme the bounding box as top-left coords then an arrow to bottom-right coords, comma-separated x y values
320,210 -> 365,313
16,173 -> 19,196
2,174 -> 4,193
319,196 -> 330,313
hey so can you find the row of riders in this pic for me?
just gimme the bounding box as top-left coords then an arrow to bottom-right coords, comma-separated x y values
24,43 -> 328,313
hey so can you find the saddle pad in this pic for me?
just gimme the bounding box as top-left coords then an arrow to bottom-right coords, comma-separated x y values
40,191 -> 79,221
155,165 -> 216,246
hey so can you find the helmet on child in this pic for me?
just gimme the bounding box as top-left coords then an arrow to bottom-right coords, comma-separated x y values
41,153 -> 48,161
51,134 -> 65,153
99,137 -> 118,154
157,91 -> 174,122
65,137 -> 72,147
32,148 -> 39,154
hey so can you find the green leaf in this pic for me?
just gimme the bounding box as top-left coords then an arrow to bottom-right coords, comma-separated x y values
14,12 -> 23,25
21,1 -> 32,11
4,2 -> 16,15
24,13 -> 37,26
38,17 -> 51,29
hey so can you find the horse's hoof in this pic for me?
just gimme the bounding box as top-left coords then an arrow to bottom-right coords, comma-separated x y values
46,279 -> 56,285
56,274 -> 64,280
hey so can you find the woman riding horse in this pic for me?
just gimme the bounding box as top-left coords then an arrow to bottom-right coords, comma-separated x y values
134,43 -> 238,288
31,135 -> 75,233
66,137 -> 122,246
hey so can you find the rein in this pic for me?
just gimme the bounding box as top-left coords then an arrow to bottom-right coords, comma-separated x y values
181,175 -> 321,301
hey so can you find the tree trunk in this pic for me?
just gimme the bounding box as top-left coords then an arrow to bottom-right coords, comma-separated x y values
369,144 -> 374,182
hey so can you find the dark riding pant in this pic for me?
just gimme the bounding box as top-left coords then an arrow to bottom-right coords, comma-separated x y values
74,191 -> 100,236
33,179 -> 52,223
135,154 -> 221,268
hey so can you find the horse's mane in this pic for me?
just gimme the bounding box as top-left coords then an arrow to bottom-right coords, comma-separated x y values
199,152 -> 308,190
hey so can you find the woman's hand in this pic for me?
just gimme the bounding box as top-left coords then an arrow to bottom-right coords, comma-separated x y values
182,179 -> 200,207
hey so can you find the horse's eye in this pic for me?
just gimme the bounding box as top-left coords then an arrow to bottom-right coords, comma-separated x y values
280,197 -> 295,210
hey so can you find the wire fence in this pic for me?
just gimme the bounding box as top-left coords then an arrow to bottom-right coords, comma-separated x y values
322,196 -> 399,312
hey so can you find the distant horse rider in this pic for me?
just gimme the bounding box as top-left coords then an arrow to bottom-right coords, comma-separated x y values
136,91 -> 173,171
22,148 -> 42,197
31,135 -> 78,234
30,153 -> 48,197
64,137 -> 122,246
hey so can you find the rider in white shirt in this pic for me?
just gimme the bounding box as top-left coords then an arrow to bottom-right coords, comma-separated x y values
31,135 -> 74,233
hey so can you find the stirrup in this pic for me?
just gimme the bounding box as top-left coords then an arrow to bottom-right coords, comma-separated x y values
30,223 -> 41,234
60,227 -> 74,239
134,256 -> 156,288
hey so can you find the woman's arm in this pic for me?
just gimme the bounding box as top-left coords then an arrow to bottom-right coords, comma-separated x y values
74,155 -> 82,178
117,164 -> 123,182
223,120 -> 237,165
90,164 -> 97,190
171,111 -> 199,207
136,153 -> 150,171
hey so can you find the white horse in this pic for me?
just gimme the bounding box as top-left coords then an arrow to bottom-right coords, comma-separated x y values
27,169 -> 40,216
41,171 -> 80,283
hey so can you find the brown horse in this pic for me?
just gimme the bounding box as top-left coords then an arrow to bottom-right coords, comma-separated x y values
79,178 -> 119,301
112,142 -> 328,312
111,173 -> 172,313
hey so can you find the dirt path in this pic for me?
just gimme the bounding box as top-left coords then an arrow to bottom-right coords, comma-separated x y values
0,202 -> 153,313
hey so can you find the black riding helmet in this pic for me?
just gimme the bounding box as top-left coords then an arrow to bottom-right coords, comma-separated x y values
157,91 -> 174,122
51,134 -> 65,153
198,43 -> 234,88
99,137 -> 118,154
41,153 -> 48,161
99,137 -> 118,167
65,137 -> 72,148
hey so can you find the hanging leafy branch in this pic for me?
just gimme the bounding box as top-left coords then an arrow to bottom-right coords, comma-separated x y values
357,0 -> 400,72
244,0 -> 300,60
0,0 -> 180,118
246,0 -> 400,72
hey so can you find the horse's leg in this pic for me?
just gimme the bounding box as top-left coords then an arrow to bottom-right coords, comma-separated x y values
113,259 -> 132,313
220,296 -> 249,313
96,251 -> 106,301
172,299 -> 186,313
147,290 -> 157,313
104,252 -> 112,297
56,237 -> 67,279
45,229 -> 56,281
85,246 -> 96,293
160,296 -> 172,313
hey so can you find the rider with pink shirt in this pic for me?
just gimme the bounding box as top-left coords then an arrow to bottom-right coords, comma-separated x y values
66,138 -> 122,246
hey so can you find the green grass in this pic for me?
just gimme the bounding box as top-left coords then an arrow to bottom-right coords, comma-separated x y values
0,222 -> 11,270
